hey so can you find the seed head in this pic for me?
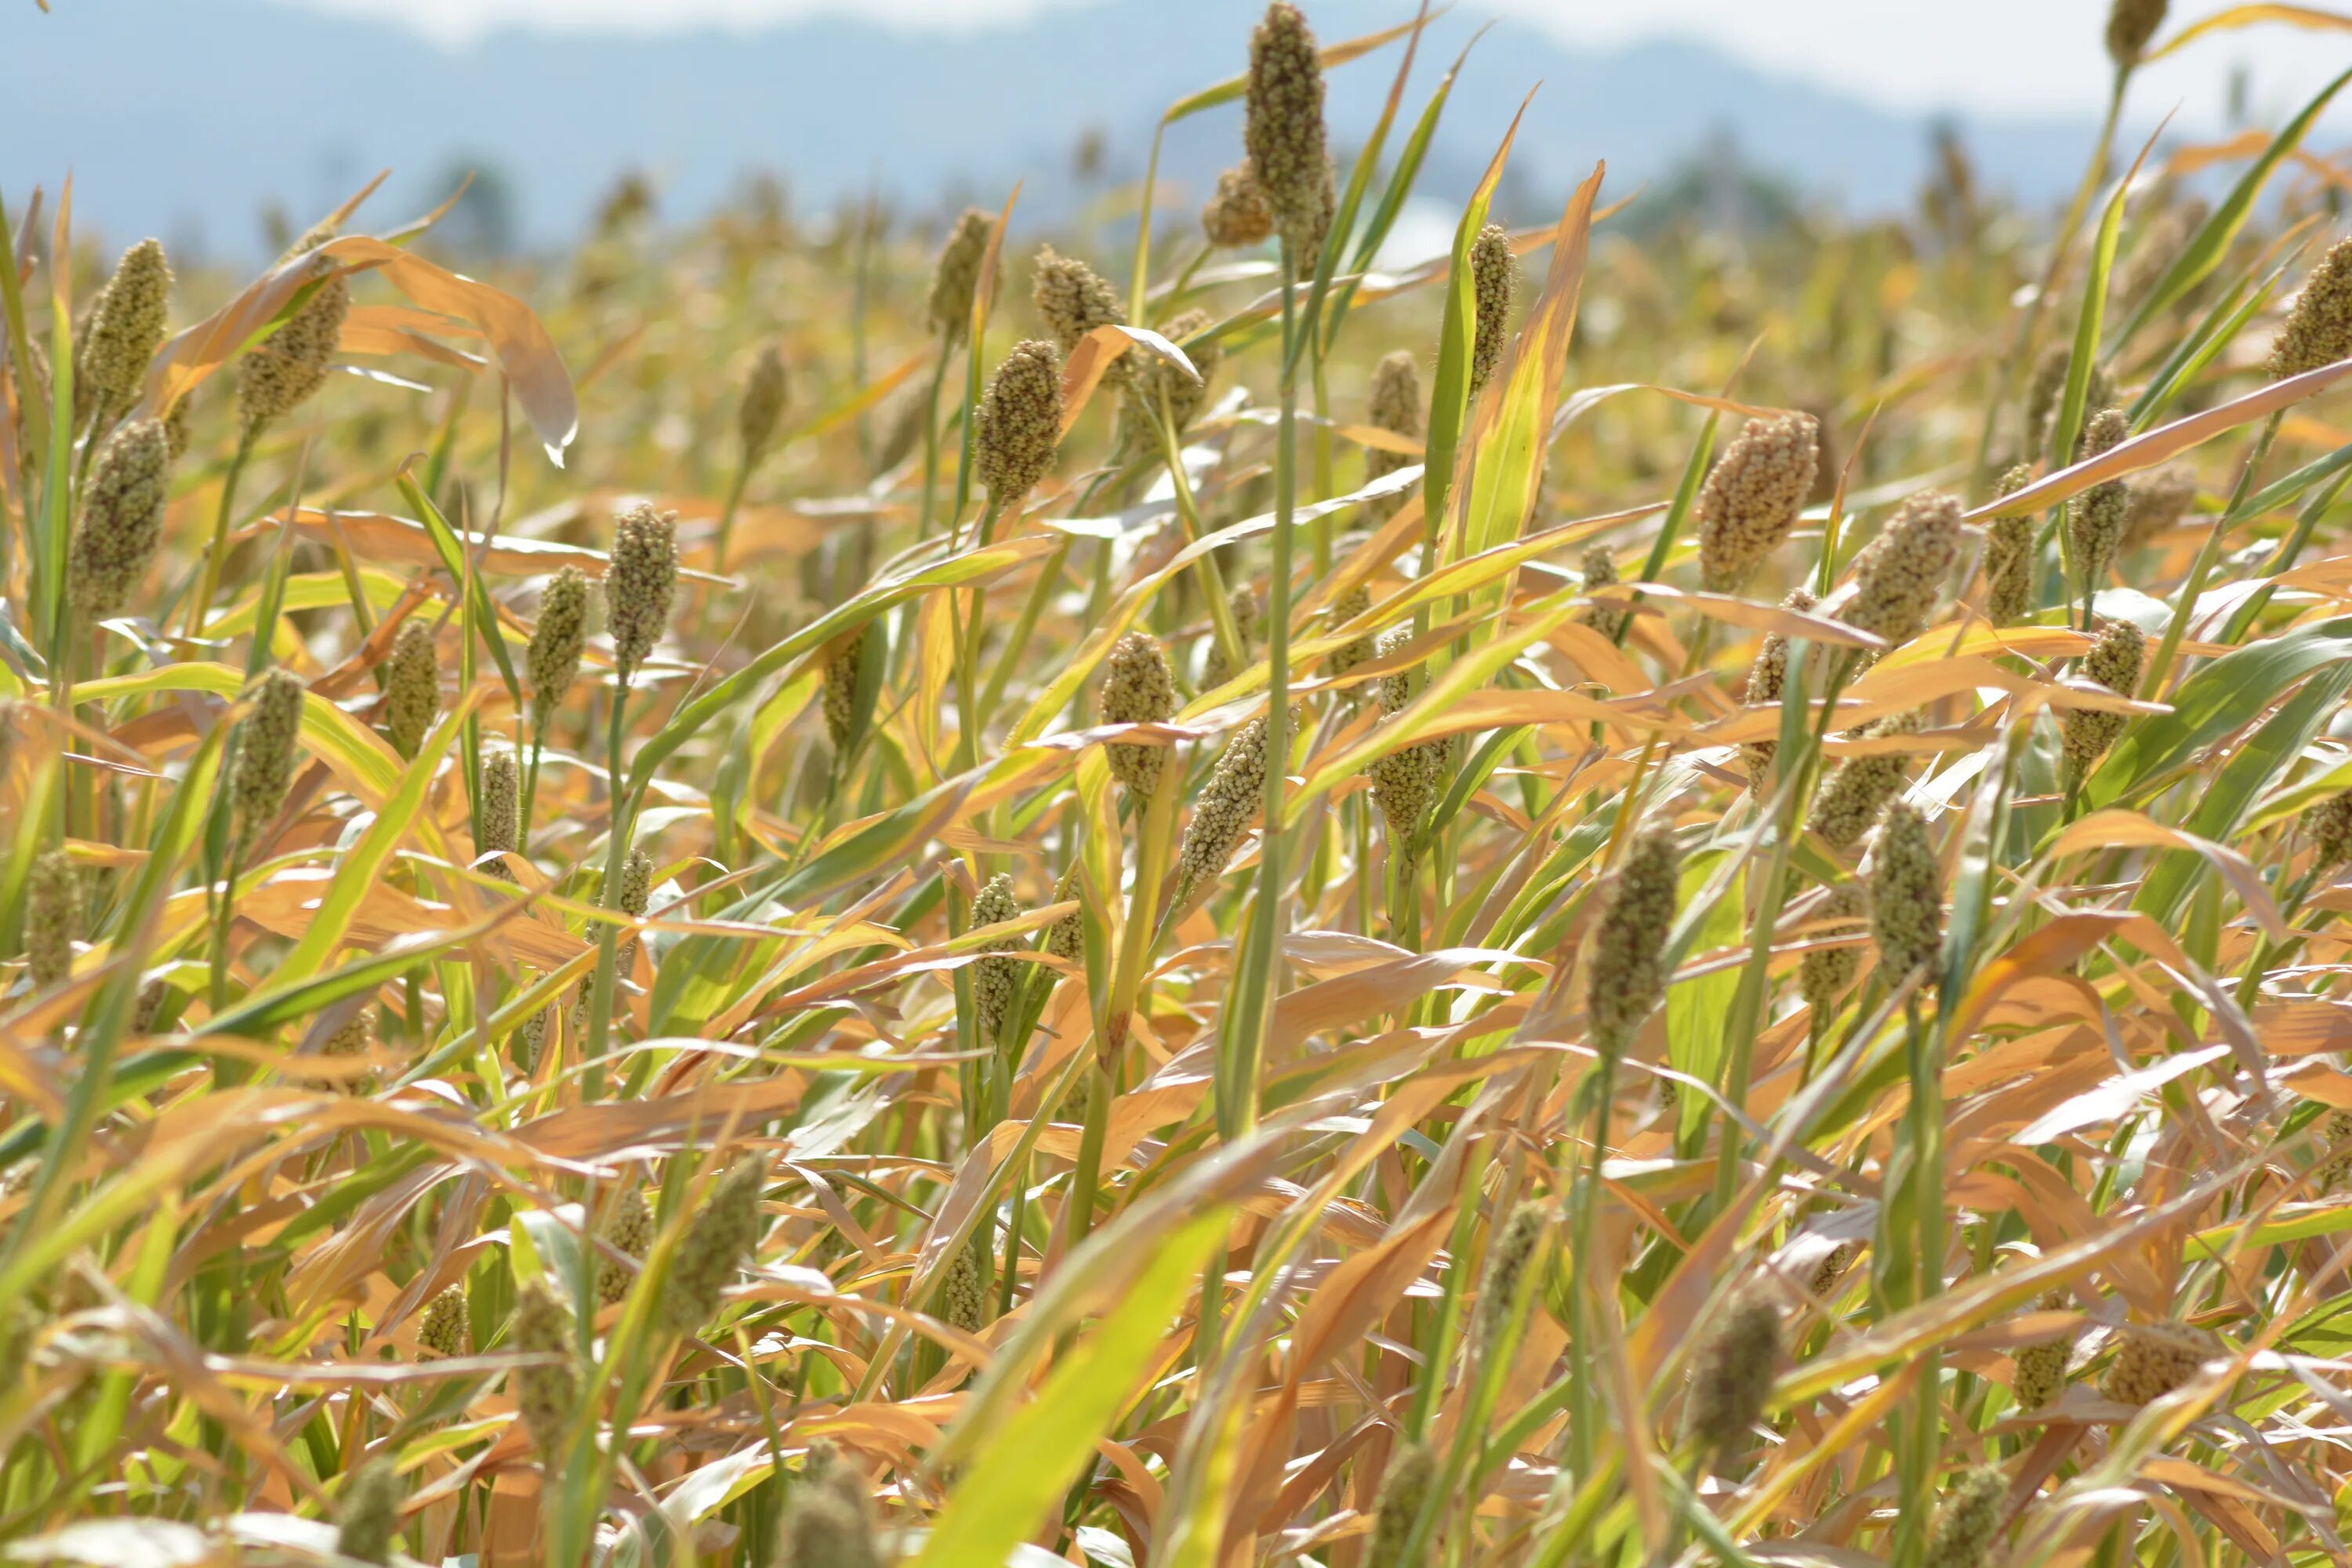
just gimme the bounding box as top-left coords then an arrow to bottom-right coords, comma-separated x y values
384,619 -> 440,758
321,1007 -> 373,1060
2122,466 -> 2197,551
822,626 -> 868,753
970,873 -> 1025,1045
974,338 -> 1063,503
27,849 -> 81,989
1172,714 -> 1272,916
2102,1319 -> 2218,1404
2307,789 -> 2352,872
234,667 -> 306,832
1366,631 -> 1447,867
1870,801 -> 1944,984
2012,1290 -> 2074,1410
1739,588 -> 1815,793
927,209 -> 996,344
1683,1286 -> 1780,1474
68,416 -> 171,619
1842,491 -> 1965,650
613,846 -> 656,975
479,746 -> 521,862
1697,412 -> 1820,593
1044,871 -> 1084,964
1575,544 -> 1631,641
1202,583 -> 1258,690
1138,309 -> 1221,439
2106,0 -> 2168,67
1201,165 -> 1275,249
941,1224 -> 992,1335
1279,156 -> 1338,278
1468,223 -> 1517,401
1922,1465 -> 2009,1568
659,1156 -> 766,1337
75,238 -> 172,427
528,568 -> 589,732
1472,1202 -> 1546,1356
1245,3 -> 1330,241
1324,584 -> 1374,685
1586,826 -> 1679,1059
1101,632 -> 1177,798
1984,463 -> 2037,627
775,1465 -> 878,1568
2061,618 -> 2144,778
418,1282 -> 469,1359
606,503 -> 679,685
1363,350 -> 1423,523
739,343 -> 789,466
333,1459 -> 403,1566
1364,1443 -> 1435,1568
238,260 -> 349,439
516,1006 -> 552,1072
598,1188 -> 653,1306
2270,236 -> 2352,380
162,397 -> 191,461
1031,246 -> 1124,358
1807,1240 -> 1857,1300
1798,882 -> 1869,1018
2313,1107 -> 2352,1191
2067,407 -> 2132,589
510,1279 -> 579,1455
1808,710 -> 1925,850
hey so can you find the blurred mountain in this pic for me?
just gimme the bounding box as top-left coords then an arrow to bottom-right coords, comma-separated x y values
4,0 -> 2104,257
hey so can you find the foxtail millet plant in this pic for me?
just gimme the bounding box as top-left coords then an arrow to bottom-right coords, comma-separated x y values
1696,412 -> 1820,593
67,416 -> 171,619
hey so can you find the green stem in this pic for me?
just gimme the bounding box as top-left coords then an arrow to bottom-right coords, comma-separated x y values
583,680 -> 633,1100
711,458 -> 752,577
187,434 -> 255,641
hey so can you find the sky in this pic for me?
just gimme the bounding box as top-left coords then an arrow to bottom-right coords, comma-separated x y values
280,0 -> 2352,125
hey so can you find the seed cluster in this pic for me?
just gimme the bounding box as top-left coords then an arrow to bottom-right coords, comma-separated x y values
1695,412 -> 1820,593
1101,632 -> 1177,798
1201,165 -> 1275,250
1684,1286 -> 1780,1474
2067,407 -> 2132,589
1172,714 -> 1273,916
1983,463 -> 2037,627
528,567 -> 590,731
974,339 -> 1063,502
2061,617 -> 2145,778
1798,881 -> 1870,1018
1808,710 -> 1925,850
68,417 -> 171,618
1842,490 -> 1965,650
926,209 -> 996,343
76,238 -> 172,428
1871,801 -> 1944,983
2103,1320 -> 2219,1404
1468,223 -> 1516,400
1585,826 -> 1679,1059
969,873 -> 1025,1044
607,503 -> 680,684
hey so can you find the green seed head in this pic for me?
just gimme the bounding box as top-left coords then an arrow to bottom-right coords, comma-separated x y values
927,208 -> 996,344
1922,1465 -> 2009,1568
1472,1202 -> 1546,1356
1697,412 -> 1820,593
1842,491 -> 1965,650
2307,789 -> 2352,871
1044,871 -> 1084,964
515,1006 -> 552,1072
822,626 -> 868,752
598,1188 -> 654,1305
1101,631 -> 1177,799
606,503 -> 679,685
612,846 -> 656,974
321,1007 -> 373,1058
1798,882 -> 1869,1019
2122,466 -> 2197,551
528,567 -> 590,731
510,1279 -> 579,1455
480,746 -> 521,860
1172,714 -> 1272,916
2067,407 -> 2132,588
1201,165 -> 1275,249
333,1459 -> 403,1566
385,619 -> 441,758
1364,1442 -> 1435,1568
1201,582 -> 1259,690
1870,801 -> 1944,984
2012,1290 -> 2074,1410
1575,542 -> 1629,641
2106,0 -> 2168,67
659,1156 -> 766,1337
974,338 -> 1063,503
1324,584 -> 1375,685
1739,588 -> 1815,793
739,343 -> 789,466
1244,3 -> 1330,241
941,1224 -> 993,1336
234,667 -> 306,832
1684,1285 -> 1780,1474
237,260 -> 350,438
970,873 -> 1025,1046
1807,710 -> 1926,851
1030,246 -> 1124,358
2102,1319 -> 2217,1404
418,1282 -> 469,1359
2061,617 -> 2146,778
27,849 -> 82,989
76,238 -> 172,427
1586,826 -> 1679,1059
1363,350 -> 1424,521
2269,235 -> 2352,380
1468,223 -> 1518,400
68,416 -> 171,619
1984,463 -> 2038,627
162,396 -> 191,461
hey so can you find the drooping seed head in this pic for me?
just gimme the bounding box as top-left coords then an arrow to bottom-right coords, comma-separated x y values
822,626 -> 868,753
1201,165 -> 1275,249
479,746 -> 521,861
940,1224 -> 992,1335
238,260 -> 349,438
598,1188 -> 654,1306
1798,882 -> 1869,1018
970,873 -> 1025,1045
1586,826 -> 1679,1059
1172,714 -> 1272,916
775,1463 -> 879,1568
1101,631 -> 1177,798
1870,800 -> 1944,984
418,1282 -> 469,1359
1739,587 -> 1815,793
1574,543 -> 1631,641
27,849 -> 81,989
510,1279 -> 578,1454
2122,466 -> 2198,551
1841,491 -> 1965,650
739,343 -> 789,466
1922,1465 -> 2009,1568
333,1459 -> 403,1566
1363,1442 -> 1435,1568
1030,246 -> 1124,358
2106,0 -> 2168,67
2268,235 -> 2352,380
385,619 -> 440,758
659,1156 -> 766,1336
1696,412 -> 1820,593
927,208 -> 996,344
1468,223 -> 1518,401
2306,789 -> 2352,872
1202,582 -> 1259,690
528,567 -> 589,732
2012,1289 -> 2074,1410
1683,1285 -> 1780,1474
974,338 -> 1063,503
606,503 -> 679,685
2102,1319 -> 2219,1404
75,238 -> 172,427
1244,3 -> 1330,241
67,416 -> 171,619
1807,710 -> 1925,850
2060,617 -> 2145,778
1324,584 -> 1374,685
2067,407 -> 2132,588
1471,1202 -> 1546,1356
234,667 -> 306,832
1984,463 -> 2038,627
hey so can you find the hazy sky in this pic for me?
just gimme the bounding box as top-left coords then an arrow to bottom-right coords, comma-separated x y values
281,0 -> 2351,122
